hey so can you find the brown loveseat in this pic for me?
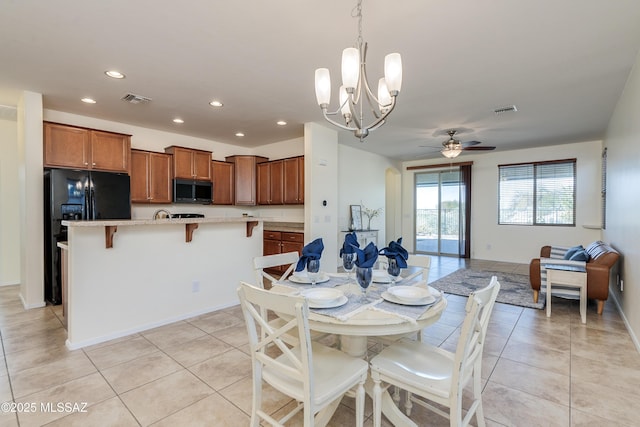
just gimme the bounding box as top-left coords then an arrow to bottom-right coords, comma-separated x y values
529,241 -> 620,314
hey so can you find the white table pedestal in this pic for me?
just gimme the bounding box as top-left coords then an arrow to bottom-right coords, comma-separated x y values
546,268 -> 587,324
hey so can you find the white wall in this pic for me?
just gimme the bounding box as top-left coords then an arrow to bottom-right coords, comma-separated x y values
603,49 -> 640,347
337,144 -> 400,249
402,140 -> 603,263
18,92 -> 45,308
0,118 -> 20,286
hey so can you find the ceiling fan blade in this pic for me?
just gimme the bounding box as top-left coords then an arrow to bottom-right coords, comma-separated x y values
461,140 -> 482,147
463,146 -> 496,151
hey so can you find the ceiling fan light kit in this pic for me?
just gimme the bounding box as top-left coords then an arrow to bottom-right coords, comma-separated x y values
437,130 -> 496,159
314,0 -> 402,141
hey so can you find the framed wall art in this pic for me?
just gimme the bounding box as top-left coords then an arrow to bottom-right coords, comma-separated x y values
350,205 -> 362,230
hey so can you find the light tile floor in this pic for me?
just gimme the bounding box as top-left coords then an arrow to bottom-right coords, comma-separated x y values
1,257 -> 639,426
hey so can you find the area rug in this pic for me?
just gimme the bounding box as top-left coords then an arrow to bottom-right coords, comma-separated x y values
429,269 -> 544,309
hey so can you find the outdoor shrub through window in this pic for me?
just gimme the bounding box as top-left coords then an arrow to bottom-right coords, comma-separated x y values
498,159 -> 576,226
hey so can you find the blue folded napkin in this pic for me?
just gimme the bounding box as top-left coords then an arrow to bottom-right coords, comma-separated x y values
379,237 -> 409,268
295,238 -> 325,272
352,241 -> 379,268
340,232 -> 359,256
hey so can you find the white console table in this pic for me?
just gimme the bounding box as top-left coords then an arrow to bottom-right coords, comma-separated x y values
340,230 -> 378,249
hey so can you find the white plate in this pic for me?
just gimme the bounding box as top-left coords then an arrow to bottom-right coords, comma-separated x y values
388,286 -> 431,302
308,295 -> 348,309
300,288 -> 344,306
382,291 -> 435,306
372,269 -> 391,283
289,273 -> 331,284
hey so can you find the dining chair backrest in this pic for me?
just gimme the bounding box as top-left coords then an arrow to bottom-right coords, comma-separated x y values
238,281 -> 367,427
237,282 -> 314,420
405,254 -> 431,282
253,251 -> 299,289
452,275 -> 500,396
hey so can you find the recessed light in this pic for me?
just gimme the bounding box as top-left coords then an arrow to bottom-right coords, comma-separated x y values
81,98 -> 96,104
105,70 -> 125,79
173,118 -> 184,124
235,132 -> 245,137
209,100 -> 223,107
277,120 -> 287,126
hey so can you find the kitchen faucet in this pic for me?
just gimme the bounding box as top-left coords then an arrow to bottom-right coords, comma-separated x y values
153,209 -> 172,220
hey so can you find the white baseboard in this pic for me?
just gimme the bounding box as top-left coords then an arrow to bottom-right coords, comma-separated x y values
19,293 -> 46,309
609,288 -> 640,353
65,299 -> 240,350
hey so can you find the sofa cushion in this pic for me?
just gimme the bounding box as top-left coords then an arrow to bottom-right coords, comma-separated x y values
585,241 -> 607,260
569,249 -> 589,261
550,246 -> 570,259
563,245 -> 584,260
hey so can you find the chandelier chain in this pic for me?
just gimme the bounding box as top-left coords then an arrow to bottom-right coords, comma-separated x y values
352,0 -> 364,47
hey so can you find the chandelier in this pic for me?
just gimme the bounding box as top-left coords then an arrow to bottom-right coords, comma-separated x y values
314,0 -> 402,141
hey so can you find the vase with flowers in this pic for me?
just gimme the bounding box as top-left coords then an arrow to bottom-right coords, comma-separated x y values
361,202 -> 383,230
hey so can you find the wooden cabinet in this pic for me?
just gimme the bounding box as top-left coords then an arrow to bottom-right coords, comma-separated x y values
131,150 -> 172,203
263,230 -> 304,273
225,155 -> 268,206
283,156 -> 304,204
257,160 -> 284,205
211,160 -> 234,205
165,146 -> 212,180
44,122 -> 130,172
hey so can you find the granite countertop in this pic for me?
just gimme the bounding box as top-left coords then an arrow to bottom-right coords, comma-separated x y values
62,217 -> 270,227
263,221 -> 304,233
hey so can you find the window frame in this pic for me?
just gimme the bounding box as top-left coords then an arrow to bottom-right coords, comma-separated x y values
498,158 -> 577,226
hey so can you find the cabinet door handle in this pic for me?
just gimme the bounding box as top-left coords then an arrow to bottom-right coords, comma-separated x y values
92,162 -> 96,166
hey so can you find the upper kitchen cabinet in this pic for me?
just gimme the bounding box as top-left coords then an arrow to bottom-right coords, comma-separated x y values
257,160 -> 284,205
131,150 -> 172,204
43,122 -> 131,173
283,156 -> 304,204
164,146 -> 212,181
211,160 -> 234,205
225,155 -> 268,206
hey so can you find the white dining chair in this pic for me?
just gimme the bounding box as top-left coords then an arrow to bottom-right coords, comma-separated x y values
403,254 -> 431,283
253,251 -> 299,290
370,276 -> 500,427
238,281 -> 368,427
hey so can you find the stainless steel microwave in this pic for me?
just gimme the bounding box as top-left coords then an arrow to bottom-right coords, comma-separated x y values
173,179 -> 213,204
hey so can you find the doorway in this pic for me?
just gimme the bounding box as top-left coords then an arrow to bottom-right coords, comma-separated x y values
415,167 -> 469,256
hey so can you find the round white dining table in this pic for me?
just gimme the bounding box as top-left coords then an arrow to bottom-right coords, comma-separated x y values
270,280 -> 448,427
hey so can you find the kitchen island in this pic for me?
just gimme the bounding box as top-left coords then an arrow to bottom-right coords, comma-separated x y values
61,217 -> 279,349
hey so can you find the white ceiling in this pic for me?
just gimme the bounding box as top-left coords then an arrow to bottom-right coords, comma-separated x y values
1,0 -> 639,160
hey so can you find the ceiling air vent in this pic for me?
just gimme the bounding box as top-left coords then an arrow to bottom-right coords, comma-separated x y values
494,105 -> 517,114
121,93 -> 152,104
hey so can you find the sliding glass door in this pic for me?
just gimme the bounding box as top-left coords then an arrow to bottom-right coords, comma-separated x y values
415,167 -> 468,256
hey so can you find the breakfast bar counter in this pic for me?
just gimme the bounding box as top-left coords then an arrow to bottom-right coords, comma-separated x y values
61,217 -> 282,349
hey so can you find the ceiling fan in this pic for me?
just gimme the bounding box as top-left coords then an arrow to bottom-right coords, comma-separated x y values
424,130 -> 496,159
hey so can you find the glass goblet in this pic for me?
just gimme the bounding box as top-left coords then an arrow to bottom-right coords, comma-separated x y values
387,258 -> 401,286
355,266 -> 373,303
342,253 -> 356,281
307,259 -> 320,286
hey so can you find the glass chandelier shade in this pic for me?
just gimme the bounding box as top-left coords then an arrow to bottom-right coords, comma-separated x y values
314,0 -> 402,141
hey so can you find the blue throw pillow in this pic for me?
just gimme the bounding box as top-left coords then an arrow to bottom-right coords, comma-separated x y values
563,245 -> 584,260
569,249 -> 589,261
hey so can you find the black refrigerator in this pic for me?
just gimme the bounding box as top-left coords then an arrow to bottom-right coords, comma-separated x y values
44,168 -> 131,304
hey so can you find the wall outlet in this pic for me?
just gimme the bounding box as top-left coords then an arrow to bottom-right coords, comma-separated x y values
192,281 -> 200,293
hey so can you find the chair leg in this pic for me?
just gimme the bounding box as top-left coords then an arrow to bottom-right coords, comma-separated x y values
533,289 -> 539,303
404,391 -> 413,416
473,365 -> 486,427
250,373 -> 262,427
372,376 -> 382,427
355,380 -> 365,427
597,299 -> 605,314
